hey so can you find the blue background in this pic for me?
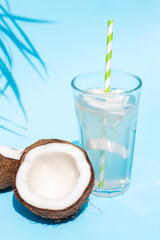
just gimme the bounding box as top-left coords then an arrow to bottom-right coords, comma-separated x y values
0,0 -> 160,239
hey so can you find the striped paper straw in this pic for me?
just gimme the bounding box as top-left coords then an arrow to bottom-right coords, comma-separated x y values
98,150 -> 105,188
98,20 -> 113,188
98,131 -> 105,188
105,20 -> 113,93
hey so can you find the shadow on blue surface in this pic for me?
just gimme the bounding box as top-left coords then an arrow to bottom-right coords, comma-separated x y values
72,140 -> 81,147
0,3 -> 55,136
12,194 -> 89,225
0,186 -> 12,193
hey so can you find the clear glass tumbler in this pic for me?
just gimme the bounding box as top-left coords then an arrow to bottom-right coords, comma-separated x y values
71,70 -> 142,197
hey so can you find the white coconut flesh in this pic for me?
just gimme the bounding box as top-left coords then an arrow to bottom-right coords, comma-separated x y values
0,145 -> 22,159
16,143 -> 91,210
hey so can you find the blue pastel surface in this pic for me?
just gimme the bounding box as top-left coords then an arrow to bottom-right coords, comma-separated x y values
0,0 -> 160,239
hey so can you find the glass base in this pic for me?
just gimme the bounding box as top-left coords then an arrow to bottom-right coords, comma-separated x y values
92,182 -> 130,197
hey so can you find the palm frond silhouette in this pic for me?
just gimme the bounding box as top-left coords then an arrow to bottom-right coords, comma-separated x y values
0,2 -> 54,136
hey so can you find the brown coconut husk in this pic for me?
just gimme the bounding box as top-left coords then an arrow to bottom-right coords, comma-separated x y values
0,154 -> 19,190
13,139 -> 95,220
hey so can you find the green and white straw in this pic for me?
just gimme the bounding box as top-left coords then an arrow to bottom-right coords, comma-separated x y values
105,20 -> 113,93
98,136 -> 105,188
98,20 -> 113,188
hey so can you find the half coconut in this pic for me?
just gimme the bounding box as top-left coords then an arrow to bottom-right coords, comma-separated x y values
13,139 -> 95,220
0,146 -> 22,190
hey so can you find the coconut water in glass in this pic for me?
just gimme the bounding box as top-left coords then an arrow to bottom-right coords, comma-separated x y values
71,70 -> 142,197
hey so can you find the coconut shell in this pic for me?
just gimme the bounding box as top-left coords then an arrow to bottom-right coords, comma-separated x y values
0,154 -> 19,190
13,139 -> 95,220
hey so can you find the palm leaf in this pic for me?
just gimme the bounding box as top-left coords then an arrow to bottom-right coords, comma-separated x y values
0,24 -> 35,55
0,125 -> 25,137
0,58 -> 27,121
0,23 -> 45,80
5,0 -> 11,13
0,74 -> 11,102
0,82 -> 9,96
0,14 -> 55,23
0,5 -> 48,74
0,116 -> 27,130
0,33 -> 13,67
0,38 -> 12,67
0,3 -> 54,135
0,88 -> 11,102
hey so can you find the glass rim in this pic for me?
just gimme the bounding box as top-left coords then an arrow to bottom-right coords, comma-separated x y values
71,70 -> 142,97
